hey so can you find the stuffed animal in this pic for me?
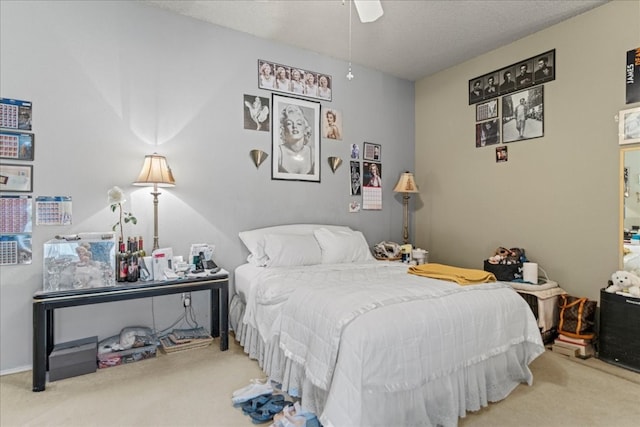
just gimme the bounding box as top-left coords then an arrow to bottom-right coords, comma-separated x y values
607,270 -> 640,295
488,247 -> 526,265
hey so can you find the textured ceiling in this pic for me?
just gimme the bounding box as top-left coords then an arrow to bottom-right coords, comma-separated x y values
140,0 -> 608,81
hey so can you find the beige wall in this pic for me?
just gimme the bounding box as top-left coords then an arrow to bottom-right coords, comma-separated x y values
414,0 -> 640,301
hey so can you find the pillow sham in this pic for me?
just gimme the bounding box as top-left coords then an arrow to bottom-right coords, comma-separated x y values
313,227 -> 375,264
239,224 -> 352,266
263,233 -> 322,267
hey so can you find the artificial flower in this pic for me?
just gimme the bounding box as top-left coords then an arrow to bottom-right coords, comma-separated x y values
108,186 -> 137,243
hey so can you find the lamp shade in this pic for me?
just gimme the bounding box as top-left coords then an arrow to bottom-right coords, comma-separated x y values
393,171 -> 419,193
133,153 -> 175,187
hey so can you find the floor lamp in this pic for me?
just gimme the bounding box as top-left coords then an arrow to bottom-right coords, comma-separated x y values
133,153 -> 176,251
393,171 -> 419,245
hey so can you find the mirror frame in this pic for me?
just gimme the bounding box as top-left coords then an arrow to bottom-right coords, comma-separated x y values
620,145 -> 640,270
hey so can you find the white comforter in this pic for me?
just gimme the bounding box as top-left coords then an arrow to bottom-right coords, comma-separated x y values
242,261 -> 544,426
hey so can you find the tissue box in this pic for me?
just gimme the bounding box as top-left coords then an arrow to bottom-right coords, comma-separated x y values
49,336 -> 98,381
43,233 -> 116,292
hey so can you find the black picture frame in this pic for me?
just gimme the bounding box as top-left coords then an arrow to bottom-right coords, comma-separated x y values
476,99 -> 498,122
271,94 -> 321,183
475,119 -> 500,147
243,94 -> 270,132
363,142 -> 381,161
350,160 -> 361,196
0,131 -> 34,161
0,163 -> 33,192
469,49 -> 555,105
501,86 -> 544,143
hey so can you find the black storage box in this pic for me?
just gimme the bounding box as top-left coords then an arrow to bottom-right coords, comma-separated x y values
483,260 -> 523,281
598,289 -> 640,373
49,336 -> 98,381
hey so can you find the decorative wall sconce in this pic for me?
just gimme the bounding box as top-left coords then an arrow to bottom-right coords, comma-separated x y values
250,149 -> 268,169
328,156 -> 343,173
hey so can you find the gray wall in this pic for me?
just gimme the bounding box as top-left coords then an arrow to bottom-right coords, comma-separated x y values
0,1 -> 415,372
414,1 -> 639,301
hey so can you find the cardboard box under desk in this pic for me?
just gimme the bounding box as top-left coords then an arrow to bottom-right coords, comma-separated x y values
48,336 -> 98,381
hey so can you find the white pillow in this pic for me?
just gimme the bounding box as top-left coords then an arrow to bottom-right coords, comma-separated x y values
313,228 -> 375,264
239,224 -> 352,266
263,234 -> 322,267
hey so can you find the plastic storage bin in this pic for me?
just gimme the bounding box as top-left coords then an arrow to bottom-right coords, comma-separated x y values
43,233 -> 116,292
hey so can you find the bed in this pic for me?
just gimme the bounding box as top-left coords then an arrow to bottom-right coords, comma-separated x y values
229,224 -> 544,427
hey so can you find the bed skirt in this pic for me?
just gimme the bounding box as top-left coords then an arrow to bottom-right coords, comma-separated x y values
229,294 -> 542,427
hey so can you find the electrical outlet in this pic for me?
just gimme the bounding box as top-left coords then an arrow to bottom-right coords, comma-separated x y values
182,292 -> 191,307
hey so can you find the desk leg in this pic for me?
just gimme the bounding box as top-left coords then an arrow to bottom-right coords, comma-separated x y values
32,303 -> 47,392
46,309 -> 54,369
211,288 -> 220,338
220,282 -> 228,351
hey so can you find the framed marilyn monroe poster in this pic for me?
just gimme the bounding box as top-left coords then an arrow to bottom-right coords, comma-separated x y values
271,94 -> 321,182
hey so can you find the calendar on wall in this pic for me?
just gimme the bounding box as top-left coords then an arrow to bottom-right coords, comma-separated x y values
362,161 -> 382,210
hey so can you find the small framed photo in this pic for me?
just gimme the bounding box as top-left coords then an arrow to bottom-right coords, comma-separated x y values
496,146 -> 508,163
476,99 -> 498,122
475,119 -> 500,147
0,163 -> 33,192
619,106 -> 640,145
243,94 -> 270,132
363,142 -> 381,161
0,131 -> 34,160
271,94 -> 321,182
322,108 -> 342,140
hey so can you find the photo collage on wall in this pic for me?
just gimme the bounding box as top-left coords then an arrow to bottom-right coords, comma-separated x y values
469,50 -> 554,161
0,97 -> 34,265
246,59 -> 383,212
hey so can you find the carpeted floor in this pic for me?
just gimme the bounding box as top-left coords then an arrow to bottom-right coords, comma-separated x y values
1,337 -> 639,426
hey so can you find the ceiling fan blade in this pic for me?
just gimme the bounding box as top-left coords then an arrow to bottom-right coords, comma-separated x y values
353,0 -> 383,23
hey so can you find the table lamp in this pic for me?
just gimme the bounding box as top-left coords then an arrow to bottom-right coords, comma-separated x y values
393,171 -> 419,244
133,153 -> 175,251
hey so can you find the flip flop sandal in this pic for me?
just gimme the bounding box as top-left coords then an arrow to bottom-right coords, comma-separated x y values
241,394 -> 285,414
249,400 -> 293,424
240,394 -> 272,414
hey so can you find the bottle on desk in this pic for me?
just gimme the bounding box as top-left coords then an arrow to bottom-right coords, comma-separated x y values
116,237 -> 128,282
127,237 -> 139,282
138,236 -> 146,257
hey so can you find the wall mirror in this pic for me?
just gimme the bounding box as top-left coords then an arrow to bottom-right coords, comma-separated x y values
622,146 -> 640,271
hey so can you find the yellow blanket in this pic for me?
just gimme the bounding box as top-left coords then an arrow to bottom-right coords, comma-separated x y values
408,263 -> 496,285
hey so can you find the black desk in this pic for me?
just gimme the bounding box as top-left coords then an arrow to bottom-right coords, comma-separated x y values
32,272 -> 229,392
